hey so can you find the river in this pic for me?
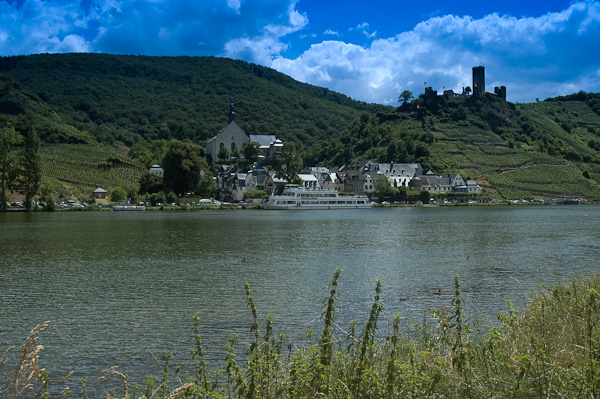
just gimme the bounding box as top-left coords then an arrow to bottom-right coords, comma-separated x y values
1,205 -> 599,388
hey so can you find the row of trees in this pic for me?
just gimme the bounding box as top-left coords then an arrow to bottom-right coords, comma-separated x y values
0,123 -> 41,211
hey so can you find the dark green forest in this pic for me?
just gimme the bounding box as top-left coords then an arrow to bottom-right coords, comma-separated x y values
1,53 -> 600,200
0,53 -> 388,151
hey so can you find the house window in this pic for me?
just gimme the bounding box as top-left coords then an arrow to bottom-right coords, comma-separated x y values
231,142 -> 236,152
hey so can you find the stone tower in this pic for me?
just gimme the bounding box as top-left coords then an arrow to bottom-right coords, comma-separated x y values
472,66 -> 485,96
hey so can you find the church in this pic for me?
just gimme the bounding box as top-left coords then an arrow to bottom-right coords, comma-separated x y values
205,103 -> 249,162
205,103 -> 282,162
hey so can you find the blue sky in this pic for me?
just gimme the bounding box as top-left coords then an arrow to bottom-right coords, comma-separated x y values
1,0 -> 599,104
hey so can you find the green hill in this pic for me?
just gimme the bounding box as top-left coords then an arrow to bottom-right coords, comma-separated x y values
308,93 -> 600,199
0,53 -> 388,149
1,53 -> 600,200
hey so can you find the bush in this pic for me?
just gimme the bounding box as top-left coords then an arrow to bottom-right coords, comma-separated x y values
110,186 -> 127,202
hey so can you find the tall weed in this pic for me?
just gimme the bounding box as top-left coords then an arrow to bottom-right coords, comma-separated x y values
3,271 -> 600,398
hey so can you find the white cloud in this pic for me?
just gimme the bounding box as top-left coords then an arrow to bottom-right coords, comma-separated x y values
269,1 -> 600,104
223,1 -> 308,64
324,29 -> 339,36
227,0 -> 241,14
55,34 -> 89,52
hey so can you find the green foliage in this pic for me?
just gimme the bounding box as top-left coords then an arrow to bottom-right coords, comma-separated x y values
0,124 -> 21,210
0,54 -> 389,151
242,141 -> 260,163
272,142 -> 303,183
373,175 -> 396,201
110,186 -> 127,202
138,172 -> 163,195
162,140 -> 208,196
398,90 -> 414,104
242,190 -> 267,201
20,126 -> 42,210
39,184 -> 56,211
419,189 -> 431,204
217,145 -> 230,161
196,170 -> 217,198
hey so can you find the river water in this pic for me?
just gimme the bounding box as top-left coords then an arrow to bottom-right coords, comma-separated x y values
1,205 -> 599,387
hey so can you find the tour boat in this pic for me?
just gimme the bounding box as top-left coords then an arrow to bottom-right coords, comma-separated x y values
263,185 -> 372,210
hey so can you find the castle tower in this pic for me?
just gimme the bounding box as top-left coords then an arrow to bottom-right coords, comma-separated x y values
472,66 -> 485,96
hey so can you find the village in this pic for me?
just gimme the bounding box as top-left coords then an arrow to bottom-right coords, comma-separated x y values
202,67 -> 498,203
145,101 -> 482,205
95,66 -> 509,207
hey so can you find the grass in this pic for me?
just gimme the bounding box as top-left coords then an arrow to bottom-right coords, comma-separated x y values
2,269 -> 600,398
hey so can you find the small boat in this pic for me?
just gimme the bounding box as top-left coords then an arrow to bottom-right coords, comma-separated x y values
112,200 -> 146,211
263,185 -> 372,210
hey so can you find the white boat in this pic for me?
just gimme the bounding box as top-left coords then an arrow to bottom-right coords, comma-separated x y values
263,185 -> 373,210
112,200 -> 146,211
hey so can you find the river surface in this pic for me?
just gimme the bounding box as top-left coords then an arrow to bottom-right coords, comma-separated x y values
1,205 -> 599,388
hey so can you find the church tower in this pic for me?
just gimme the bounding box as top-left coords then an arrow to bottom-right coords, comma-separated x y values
228,102 -> 236,123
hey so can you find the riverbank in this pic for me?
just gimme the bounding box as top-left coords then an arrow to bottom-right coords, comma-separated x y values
3,271 -> 599,398
4,198 -> 599,212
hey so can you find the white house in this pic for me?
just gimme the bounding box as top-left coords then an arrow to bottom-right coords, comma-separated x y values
298,173 -> 320,189
149,164 -> 164,176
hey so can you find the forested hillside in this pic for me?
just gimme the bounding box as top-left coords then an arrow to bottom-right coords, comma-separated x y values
1,53 -> 600,200
0,53 -> 388,151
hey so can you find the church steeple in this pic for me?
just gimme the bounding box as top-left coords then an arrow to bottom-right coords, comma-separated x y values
228,102 -> 236,124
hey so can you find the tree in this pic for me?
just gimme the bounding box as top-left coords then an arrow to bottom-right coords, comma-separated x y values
419,189 -> 431,204
138,172 -> 164,194
20,127 -> 42,210
149,191 -> 166,206
242,141 -> 260,162
396,185 -> 408,201
162,140 -> 209,196
217,146 -> 230,161
39,184 -> 56,212
110,187 -> 127,202
373,175 -> 396,201
273,142 -> 303,183
464,86 -> 472,96
196,170 -> 217,198
165,191 -> 177,204
398,90 -> 414,104
0,125 -> 21,211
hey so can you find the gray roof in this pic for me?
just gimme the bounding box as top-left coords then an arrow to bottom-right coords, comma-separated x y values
249,135 -> 277,148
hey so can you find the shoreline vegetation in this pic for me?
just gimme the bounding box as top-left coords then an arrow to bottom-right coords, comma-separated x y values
2,269 -> 599,398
